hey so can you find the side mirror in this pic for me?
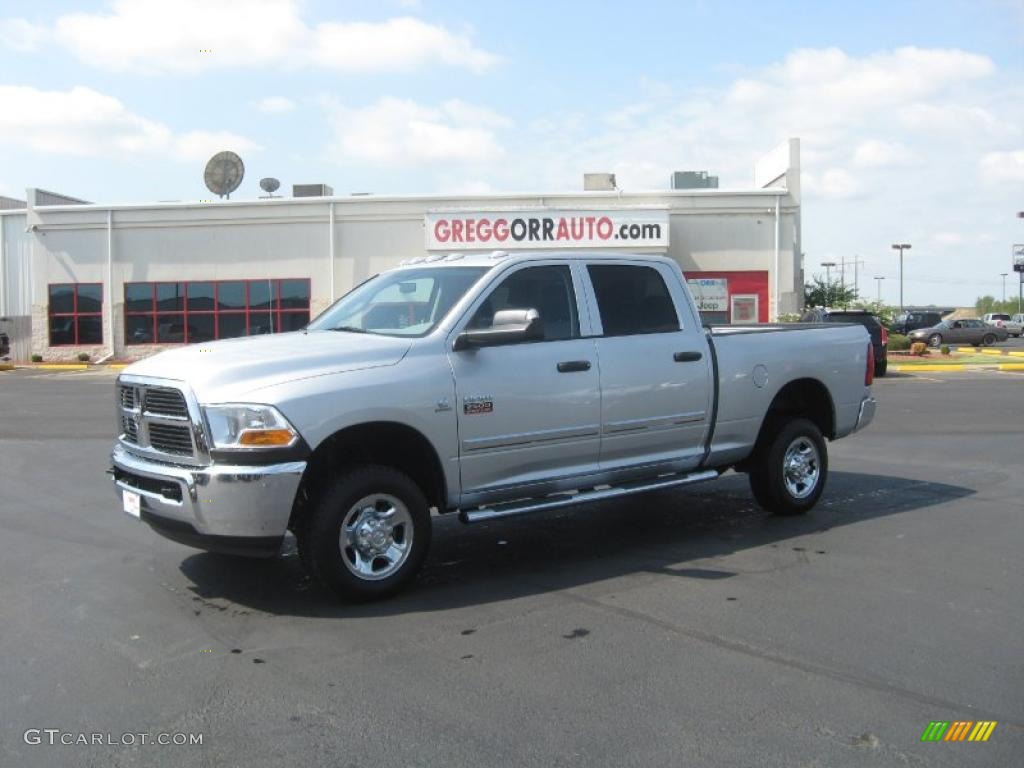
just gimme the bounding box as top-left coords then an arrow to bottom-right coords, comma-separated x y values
454,308 -> 544,350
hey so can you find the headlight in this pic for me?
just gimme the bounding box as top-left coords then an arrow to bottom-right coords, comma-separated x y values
203,404 -> 298,450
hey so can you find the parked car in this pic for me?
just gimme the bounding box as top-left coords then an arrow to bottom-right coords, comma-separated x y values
111,251 -> 876,601
890,310 -> 943,335
908,318 -> 1008,348
800,308 -> 888,376
982,313 -> 1023,337
1013,314 -> 1024,331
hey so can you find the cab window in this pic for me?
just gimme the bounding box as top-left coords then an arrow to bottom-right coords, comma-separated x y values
468,265 -> 578,342
587,264 -> 680,336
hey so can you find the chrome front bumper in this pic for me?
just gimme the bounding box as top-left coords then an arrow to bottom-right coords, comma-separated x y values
854,396 -> 877,432
111,443 -> 306,556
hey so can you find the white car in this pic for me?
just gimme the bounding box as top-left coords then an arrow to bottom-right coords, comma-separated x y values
982,313 -> 1023,337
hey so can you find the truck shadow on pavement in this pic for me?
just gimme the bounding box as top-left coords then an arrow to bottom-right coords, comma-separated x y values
178,471 -> 973,618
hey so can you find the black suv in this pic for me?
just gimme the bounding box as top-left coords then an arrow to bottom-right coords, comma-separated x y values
891,311 -> 942,336
0,330 -> 9,358
800,308 -> 888,376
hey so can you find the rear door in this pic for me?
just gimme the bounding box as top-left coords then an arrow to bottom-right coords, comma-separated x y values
448,262 -> 601,502
583,261 -> 713,472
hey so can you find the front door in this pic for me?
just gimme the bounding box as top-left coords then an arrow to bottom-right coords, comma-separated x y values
447,263 -> 601,504
584,261 -> 713,472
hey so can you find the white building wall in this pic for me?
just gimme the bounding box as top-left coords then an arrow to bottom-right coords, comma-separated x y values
23,186 -> 800,361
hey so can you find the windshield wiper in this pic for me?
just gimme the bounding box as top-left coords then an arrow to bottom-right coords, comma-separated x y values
330,325 -> 368,333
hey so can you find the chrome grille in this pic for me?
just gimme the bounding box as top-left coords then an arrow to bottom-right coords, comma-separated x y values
143,388 -> 188,418
121,412 -> 139,443
117,379 -> 202,462
147,423 -> 194,455
119,384 -> 136,409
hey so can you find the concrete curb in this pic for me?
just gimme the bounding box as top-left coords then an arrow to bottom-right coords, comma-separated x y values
0,363 -> 129,372
954,347 -> 1024,357
891,362 -> 1024,373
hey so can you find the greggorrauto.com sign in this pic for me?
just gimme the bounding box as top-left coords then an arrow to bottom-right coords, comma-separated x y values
425,209 -> 669,250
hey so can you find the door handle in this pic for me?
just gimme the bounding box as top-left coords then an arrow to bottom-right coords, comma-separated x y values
557,360 -> 591,373
673,351 -> 703,362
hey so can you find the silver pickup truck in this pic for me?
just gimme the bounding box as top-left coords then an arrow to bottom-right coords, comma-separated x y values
111,251 -> 876,600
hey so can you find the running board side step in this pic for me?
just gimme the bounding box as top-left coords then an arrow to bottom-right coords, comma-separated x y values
459,469 -> 721,524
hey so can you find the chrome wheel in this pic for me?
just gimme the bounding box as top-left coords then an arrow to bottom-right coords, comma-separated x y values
340,494 -> 413,581
782,437 -> 821,499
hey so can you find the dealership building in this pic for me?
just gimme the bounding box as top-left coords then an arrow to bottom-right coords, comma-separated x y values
0,140 -> 802,362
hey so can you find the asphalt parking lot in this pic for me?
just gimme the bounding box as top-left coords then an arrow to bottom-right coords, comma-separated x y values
1,367 -> 1021,767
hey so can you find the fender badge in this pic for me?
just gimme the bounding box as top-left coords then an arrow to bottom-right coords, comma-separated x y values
435,398 -> 452,412
463,396 -> 493,415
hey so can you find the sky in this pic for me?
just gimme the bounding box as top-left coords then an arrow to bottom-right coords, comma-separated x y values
1,0 -> 1022,306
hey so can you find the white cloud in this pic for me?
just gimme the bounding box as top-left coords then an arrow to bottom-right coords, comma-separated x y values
9,0 -> 496,75
852,140 -> 913,168
0,17 -> 47,50
979,150 -> 1024,184
0,85 -> 258,160
326,97 -> 505,166
309,17 -> 495,74
932,232 -> 964,246
804,168 -> 863,200
255,96 -> 295,114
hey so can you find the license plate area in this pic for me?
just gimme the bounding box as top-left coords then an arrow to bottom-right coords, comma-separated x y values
123,489 -> 141,518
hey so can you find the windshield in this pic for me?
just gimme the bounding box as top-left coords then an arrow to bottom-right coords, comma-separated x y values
308,266 -> 488,337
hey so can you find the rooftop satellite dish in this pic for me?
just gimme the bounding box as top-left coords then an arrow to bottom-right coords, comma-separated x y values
259,177 -> 281,198
203,151 -> 244,199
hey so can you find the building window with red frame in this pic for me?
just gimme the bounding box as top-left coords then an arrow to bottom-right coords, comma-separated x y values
124,279 -> 311,345
48,283 -> 103,345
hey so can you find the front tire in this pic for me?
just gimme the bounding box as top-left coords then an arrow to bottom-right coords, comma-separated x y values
300,465 -> 432,601
982,334 -> 996,346
927,334 -> 942,348
748,418 -> 828,516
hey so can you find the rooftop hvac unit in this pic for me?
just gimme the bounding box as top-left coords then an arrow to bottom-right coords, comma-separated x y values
671,171 -> 719,189
583,173 -> 616,191
293,184 -> 334,198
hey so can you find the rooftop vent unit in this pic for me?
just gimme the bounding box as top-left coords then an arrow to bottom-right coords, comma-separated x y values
583,173 -> 616,191
293,184 -> 334,198
671,171 -> 718,189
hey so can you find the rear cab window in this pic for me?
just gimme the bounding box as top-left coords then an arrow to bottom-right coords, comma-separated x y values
586,264 -> 680,336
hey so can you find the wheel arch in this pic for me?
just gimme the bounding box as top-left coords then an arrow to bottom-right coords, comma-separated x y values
735,378 -> 835,473
288,421 -> 448,532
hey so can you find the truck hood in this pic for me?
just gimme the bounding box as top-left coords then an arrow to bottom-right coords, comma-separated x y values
123,330 -> 411,402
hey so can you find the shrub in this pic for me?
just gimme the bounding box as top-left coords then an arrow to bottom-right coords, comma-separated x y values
31,354 -> 42,363
940,345 -> 950,356
888,333 -> 911,351
910,342 -> 928,356
77,352 -> 90,362
777,312 -> 802,323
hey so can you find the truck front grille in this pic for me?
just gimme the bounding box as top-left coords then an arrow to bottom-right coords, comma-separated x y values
117,380 -> 203,462
143,388 -> 189,418
147,423 -> 194,455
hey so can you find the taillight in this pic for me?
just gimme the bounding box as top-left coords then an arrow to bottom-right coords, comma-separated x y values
865,341 -> 875,386
880,326 -> 888,346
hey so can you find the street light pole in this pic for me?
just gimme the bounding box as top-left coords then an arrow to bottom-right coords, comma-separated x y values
891,243 -> 912,314
1001,273 -> 1008,303
874,276 -> 885,304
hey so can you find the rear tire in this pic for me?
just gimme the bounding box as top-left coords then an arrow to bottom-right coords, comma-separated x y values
875,358 -> 887,377
982,334 -> 995,346
748,418 -> 828,516
299,465 -> 432,602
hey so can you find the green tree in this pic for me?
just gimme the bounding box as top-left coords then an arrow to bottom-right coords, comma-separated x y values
975,295 -> 1020,315
804,277 -> 858,309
